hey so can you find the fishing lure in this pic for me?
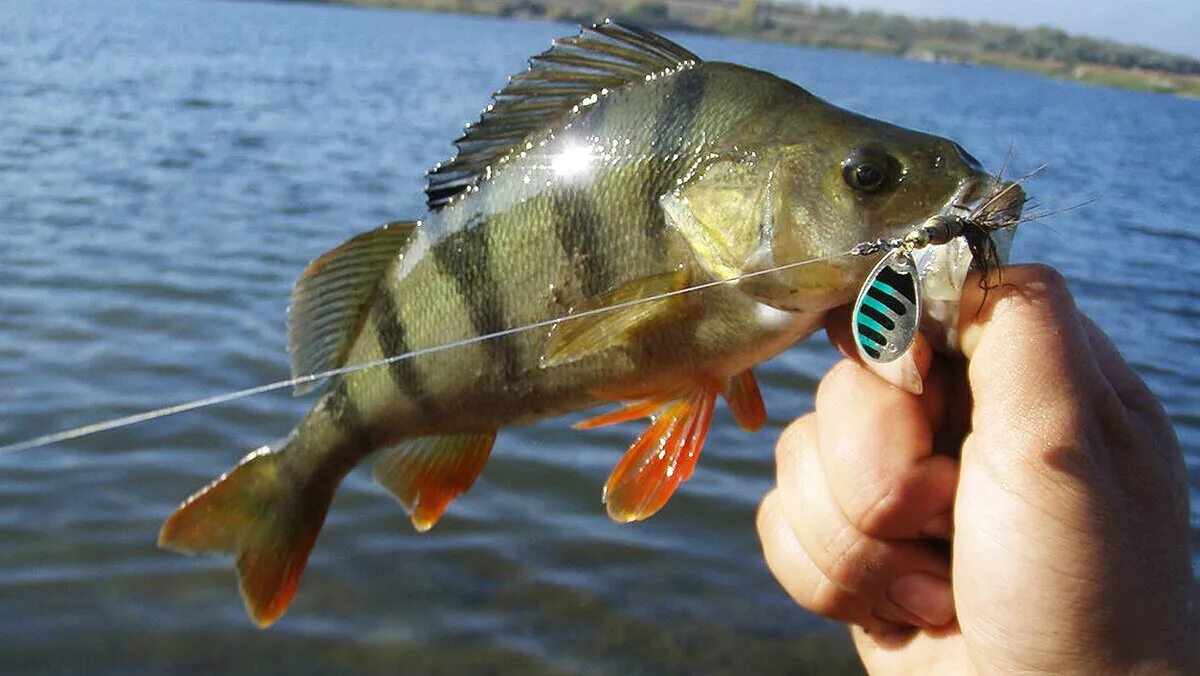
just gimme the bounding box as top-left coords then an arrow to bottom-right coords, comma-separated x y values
852,247 -> 920,363
849,213 -> 1000,364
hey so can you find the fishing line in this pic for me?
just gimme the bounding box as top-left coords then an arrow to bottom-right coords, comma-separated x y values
0,249 -> 858,456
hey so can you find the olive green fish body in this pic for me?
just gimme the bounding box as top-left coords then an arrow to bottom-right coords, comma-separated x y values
332,62 -> 823,437
158,22 -> 1010,627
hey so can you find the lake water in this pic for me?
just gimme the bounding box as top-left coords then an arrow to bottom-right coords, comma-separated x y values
1,0 -> 1197,673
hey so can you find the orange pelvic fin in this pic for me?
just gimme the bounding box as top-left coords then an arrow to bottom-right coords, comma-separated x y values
597,385 -> 718,523
372,432 -> 496,532
722,369 -> 766,431
158,447 -> 334,628
574,399 -> 664,430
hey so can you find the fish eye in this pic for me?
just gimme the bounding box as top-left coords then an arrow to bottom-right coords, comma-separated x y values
842,149 -> 899,194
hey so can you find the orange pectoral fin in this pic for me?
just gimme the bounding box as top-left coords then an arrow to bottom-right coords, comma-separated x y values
600,387 -> 717,523
722,369 -> 766,432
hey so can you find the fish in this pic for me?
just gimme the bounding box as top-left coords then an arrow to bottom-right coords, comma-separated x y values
157,20 -> 1023,627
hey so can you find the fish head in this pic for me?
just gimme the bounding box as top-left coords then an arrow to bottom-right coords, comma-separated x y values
662,90 -> 1024,316
740,112 -> 1006,311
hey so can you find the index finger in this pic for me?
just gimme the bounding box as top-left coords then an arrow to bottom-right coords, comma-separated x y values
814,358 -> 958,540
825,305 -> 933,395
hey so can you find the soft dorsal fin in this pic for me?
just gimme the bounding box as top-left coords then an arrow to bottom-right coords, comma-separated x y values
287,221 -> 418,395
424,20 -> 701,210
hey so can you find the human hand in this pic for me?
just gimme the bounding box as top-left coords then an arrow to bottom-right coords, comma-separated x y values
757,265 -> 1197,674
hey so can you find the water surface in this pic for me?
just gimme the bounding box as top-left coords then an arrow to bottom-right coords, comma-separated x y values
1,1 -> 1197,673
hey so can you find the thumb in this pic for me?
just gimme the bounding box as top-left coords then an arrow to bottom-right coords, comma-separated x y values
953,264 -> 1116,545
957,264 -> 1112,445
952,265 -> 1125,642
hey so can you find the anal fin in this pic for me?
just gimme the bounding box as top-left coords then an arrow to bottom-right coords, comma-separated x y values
372,432 -> 496,532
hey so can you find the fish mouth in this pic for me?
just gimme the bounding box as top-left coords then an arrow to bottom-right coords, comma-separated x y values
932,174 -> 1027,268
965,175 -> 1027,231
908,174 -> 1028,352
911,175 -> 1027,304
944,175 -> 1027,234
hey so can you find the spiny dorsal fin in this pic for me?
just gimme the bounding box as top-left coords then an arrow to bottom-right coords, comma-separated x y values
287,221 -> 418,395
424,20 -> 701,210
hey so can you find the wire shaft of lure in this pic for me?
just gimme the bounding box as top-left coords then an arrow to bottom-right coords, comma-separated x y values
0,248 -> 865,456
851,214 -> 969,257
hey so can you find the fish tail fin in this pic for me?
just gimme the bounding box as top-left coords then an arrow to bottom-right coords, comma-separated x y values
158,445 -> 334,628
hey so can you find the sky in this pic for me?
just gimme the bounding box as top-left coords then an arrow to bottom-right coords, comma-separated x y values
809,0 -> 1200,58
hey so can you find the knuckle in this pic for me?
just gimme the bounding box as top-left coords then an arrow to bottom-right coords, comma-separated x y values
775,414 -> 815,465
1018,263 -> 1069,292
815,359 -> 859,404
824,524 -> 884,592
755,489 -> 780,533
805,573 -> 857,620
1006,264 -> 1076,317
845,463 -> 949,538
848,479 -> 904,537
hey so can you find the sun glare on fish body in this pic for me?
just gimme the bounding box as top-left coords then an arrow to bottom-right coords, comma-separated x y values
551,140 -> 595,179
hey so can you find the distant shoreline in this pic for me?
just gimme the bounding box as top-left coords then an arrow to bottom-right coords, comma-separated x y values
278,0 -> 1200,99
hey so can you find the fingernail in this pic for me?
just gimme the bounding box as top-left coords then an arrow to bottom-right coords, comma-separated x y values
920,513 -> 954,539
888,572 -> 955,627
873,605 -> 919,628
865,352 -> 923,395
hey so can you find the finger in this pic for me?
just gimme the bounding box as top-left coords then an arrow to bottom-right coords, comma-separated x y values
813,360 -> 959,539
826,305 -> 933,395
1079,314 -> 1189,510
1078,313 -> 1170,430
958,264 -> 1111,445
921,355 -> 953,445
774,415 -> 955,627
827,307 -> 945,425
824,304 -> 856,358
757,489 -> 904,634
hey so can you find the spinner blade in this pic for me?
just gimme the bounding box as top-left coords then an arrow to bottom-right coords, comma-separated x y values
852,248 -> 921,364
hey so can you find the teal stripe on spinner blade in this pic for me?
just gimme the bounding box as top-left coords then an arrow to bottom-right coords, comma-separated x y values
870,279 -> 909,310
856,312 -> 888,337
860,294 -> 895,319
856,328 -> 883,349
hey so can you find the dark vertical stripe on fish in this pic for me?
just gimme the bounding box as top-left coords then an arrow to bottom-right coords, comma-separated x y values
326,378 -> 372,451
553,189 -> 611,297
645,67 -> 708,250
433,221 -> 522,379
372,291 -> 437,417
653,67 -> 707,158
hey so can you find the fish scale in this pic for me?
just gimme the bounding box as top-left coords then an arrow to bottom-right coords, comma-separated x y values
157,20 -> 1019,627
